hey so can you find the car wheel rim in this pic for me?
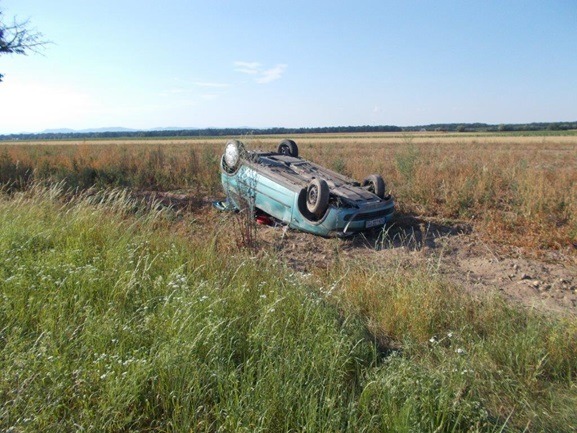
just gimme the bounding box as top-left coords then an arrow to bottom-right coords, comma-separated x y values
308,185 -> 318,205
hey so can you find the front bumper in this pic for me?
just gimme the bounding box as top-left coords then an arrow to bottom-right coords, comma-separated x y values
290,197 -> 395,237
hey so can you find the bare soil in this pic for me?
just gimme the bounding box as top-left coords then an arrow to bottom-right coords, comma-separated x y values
263,214 -> 576,315
147,190 -> 577,316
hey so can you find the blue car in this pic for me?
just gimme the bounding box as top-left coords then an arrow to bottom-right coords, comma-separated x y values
220,139 -> 394,237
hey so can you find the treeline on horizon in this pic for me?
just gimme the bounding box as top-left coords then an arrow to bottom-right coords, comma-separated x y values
1,121 -> 576,141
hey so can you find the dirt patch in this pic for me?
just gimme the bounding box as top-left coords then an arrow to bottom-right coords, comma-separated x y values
434,236 -> 577,315
254,211 -> 577,316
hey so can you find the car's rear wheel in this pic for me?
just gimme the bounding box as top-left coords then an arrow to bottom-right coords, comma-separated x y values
278,139 -> 299,157
223,140 -> 245,170
306,178 -> 329,217
363,174 -> 385,198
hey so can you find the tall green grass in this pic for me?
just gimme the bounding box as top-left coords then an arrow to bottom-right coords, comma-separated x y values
0,185 -> 373,432
1,185 -> 576,432
330,259 -> 577,431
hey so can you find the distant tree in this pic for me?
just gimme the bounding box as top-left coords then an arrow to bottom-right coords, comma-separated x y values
0,5 -> 48,81
455,125 -> 466,133
546,123 -> 560,131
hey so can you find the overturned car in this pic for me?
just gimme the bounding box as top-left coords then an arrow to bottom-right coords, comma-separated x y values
219,139 -> 394,237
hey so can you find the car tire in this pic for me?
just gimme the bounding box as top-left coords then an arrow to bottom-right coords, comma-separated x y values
306,178 -> 329,217
363,174 -> 385,198
277,139 -> 299,157
223,140 -> 245,170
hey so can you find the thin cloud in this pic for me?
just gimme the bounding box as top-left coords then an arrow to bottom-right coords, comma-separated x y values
194,81 -> 230,88
234,61 -> 287,84
163,87 -> 189,95
256,64 -> 287,84
234,61 -> 261,75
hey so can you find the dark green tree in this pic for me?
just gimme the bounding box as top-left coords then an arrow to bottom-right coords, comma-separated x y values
0,5 -> 48,81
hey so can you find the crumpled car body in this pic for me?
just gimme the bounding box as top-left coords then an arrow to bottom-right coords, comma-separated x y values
219,139 -> 394,237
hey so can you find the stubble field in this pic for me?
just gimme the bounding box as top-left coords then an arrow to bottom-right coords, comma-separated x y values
1,131 -> 576,432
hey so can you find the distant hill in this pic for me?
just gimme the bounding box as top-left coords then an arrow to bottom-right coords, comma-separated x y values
81,127 -> 138,133
41,128 -> 78,134
42,127 -> 138,134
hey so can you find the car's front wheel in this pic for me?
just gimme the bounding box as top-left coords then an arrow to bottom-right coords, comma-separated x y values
306,178 -> 329,218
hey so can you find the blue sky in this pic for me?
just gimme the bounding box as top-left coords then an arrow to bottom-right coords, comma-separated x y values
1,0 -> 576,133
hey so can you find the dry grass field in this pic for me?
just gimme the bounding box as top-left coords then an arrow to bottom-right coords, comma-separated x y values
2,132 -> 576,254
